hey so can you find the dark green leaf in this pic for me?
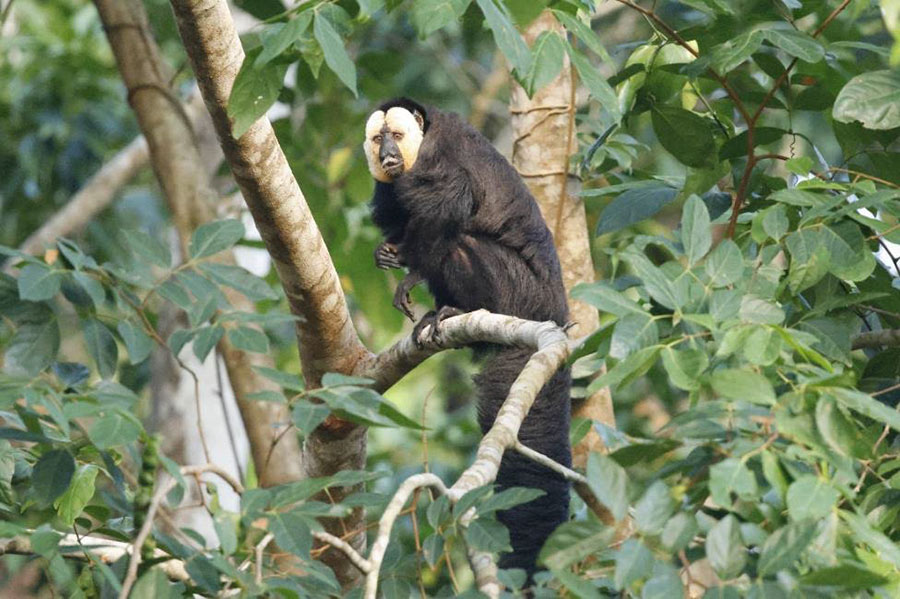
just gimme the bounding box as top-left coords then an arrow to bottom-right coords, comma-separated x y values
423,533 -> 444,568
596,185 -> 678,235
800,565 -> 889,589
292,400 -> 330,436
269,512 -> 313,558
760,29 -> 823,62
651,106 -> 716,168
719,127 -> 786,160
82,319 -> 118,379
568,44 -> 619,117
758,520 -> 817,576
552,10 -> 611,63
88,413 -> 142,450
193,325 -> 224,362
198,262 -> 277,302
5,319 -> 60,376
479,487 -> 544,514
32,450 -> 75,505
710,30 -> 763,73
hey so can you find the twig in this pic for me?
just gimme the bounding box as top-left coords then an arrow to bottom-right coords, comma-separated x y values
364,474 -> 448,598
514,441 -> 588,485
254,533 -> 274,585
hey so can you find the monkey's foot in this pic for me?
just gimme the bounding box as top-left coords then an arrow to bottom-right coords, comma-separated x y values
412,306 -> 463,349
374,242 -> 403,270
392,272 -> 423,322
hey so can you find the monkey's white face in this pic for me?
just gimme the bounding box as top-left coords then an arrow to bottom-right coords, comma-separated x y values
364,107 -> 424,183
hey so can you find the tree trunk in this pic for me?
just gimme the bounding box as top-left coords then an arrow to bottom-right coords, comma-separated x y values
508,11 -> 616,469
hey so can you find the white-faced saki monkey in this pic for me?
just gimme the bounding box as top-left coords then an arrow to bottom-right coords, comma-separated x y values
364,97 -> 572,577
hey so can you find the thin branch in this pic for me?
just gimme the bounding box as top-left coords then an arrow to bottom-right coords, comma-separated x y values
254,533 -> 274,585
513,441 -> 588,485
313,531 -> 372,574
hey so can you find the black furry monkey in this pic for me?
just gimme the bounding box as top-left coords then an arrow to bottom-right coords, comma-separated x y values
364,98 -> 572,576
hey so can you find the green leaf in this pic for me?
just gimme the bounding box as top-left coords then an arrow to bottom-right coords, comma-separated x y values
5,319 -> 60,376
739,296 -> 784,325
454,485 -> 492,518
423,533 -> 444,567
55,465 -> 98,526
833,70 -> 900,130
193,325 -> 224,362
228,49 -> 289,138
720,127 -> 787,160
539,519 -> 613,571
253,366 -> 305,391
227,326 -> 269,353
552,10 -> 612,63
313,12 -> 357,96
634,481 -> 674,535
188,219 -> 245,260
589,345 -> 661,392
705,240 -> 743,287
32,450 -> 75,505
821,223 -> 876,282
709,458 -> 758,507
596,185 -> 678,235
18,264 -> 62,301
464,517 -> 511,552
88,413 -> 142,450
198,263 -> 278,301
840,511 -> 900,569
706,515 -> 746,579
661,512 -> 698,552
479,487 -> 545,514
269,512 -> 313,558
568,44 -> 619,118
710,368 -> 775,405
123,229 -> 171,268
475,0 -> 531,76
786,476 -> 838,521
586,453 -> 627,521
82,319 -> 118,379
132,567 -> 182,599
651,106 -> 716,168
71,272 -> 105,307
410,0 -> 470,39
157,277 -> 192,310
614,539 -> 654,590
256,13 -> 312,66
682,194 -> 712,265
800,565 -> 889,589
827,387 -> 900,433
760,29 -> 824,62
711,30 -> 763,73
117,321 -> 153,365
571,283 -> 644,316
661,347 -> 708,391
757,520 -> 817,576
625,252 -> 680,310
292,400 -> 330,436
523,31 -> 565,96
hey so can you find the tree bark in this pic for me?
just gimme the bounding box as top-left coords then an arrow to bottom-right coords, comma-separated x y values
93,0 -> 303,487
508,11 -> 615,469
167,0 -> 373,586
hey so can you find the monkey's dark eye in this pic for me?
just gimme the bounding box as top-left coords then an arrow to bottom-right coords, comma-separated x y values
372,135 -> 382,143
392,132 -> 403,141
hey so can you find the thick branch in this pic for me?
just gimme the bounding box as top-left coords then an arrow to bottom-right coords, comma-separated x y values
853,329 -> 900,349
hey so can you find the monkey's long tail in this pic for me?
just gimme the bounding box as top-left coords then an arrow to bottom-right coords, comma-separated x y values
473,347 -> 572,576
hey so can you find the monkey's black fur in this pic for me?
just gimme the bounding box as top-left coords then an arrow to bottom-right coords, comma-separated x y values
369,99 -> 572,575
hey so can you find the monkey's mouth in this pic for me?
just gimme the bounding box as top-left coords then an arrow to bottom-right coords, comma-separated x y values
381,157 -> 404,176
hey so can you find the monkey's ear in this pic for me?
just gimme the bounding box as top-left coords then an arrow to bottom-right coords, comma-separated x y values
413,110 -> 425,132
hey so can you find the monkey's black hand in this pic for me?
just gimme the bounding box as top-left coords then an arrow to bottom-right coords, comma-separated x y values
374,242 -> 404,270
393,272 -> 423,321
412,306 -> 464,349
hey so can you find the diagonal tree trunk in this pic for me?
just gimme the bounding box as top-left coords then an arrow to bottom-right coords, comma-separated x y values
92,0 -> 303,487
508,11 -> 616,469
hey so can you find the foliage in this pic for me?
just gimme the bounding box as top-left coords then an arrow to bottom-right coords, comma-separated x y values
2,0 -> 900,597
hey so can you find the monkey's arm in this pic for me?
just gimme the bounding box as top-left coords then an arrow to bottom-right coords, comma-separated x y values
395,166 -> 475,234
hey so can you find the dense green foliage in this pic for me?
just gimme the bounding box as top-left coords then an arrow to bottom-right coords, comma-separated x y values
1,0 -> 900,597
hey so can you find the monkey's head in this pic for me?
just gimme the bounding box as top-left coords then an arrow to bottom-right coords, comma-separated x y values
364,98 -> 428,182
